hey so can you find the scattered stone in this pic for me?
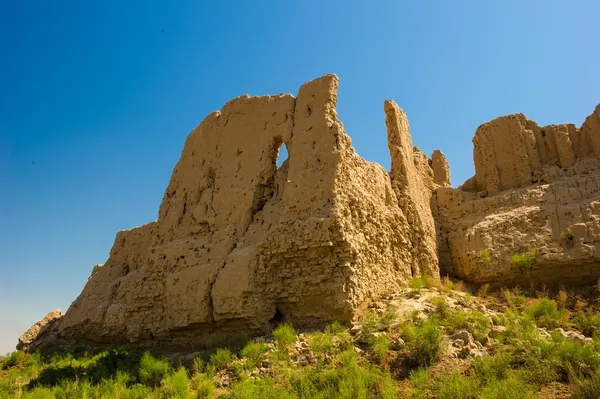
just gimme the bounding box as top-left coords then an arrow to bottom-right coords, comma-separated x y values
554,328 -> 594,345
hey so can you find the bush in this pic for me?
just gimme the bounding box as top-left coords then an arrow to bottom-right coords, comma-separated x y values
557,340 -> 600,377
190,372 -> 214,398
434,372 -> 480,399
359,310 -> 381,336
368,334 -> 390,365
480,249 -> 492,267
138,352 -> 171,387
325,321 -> 346,335
561,230 -> 575,243
307,331 -> 334,355
524,298 -> 567,329
442,309 -> 490,341
209,348 -> 235,371
511,249 -> 536,271
240,341 -> 269,369
572,369 -> 600,399
480,376 -> 535,399
473,351 -> 513,384
379,305 -> 398,331
408,319 -> 444,367
1,351 -> 24,370
574,310 -> 600,337
273,323 -> 297,348
409,275 -> 437,290
161,367 -> 189,398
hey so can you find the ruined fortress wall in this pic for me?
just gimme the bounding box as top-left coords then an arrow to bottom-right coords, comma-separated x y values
437,105 -> 600,286
46,75 -> 441,351
23,73 -> 598,352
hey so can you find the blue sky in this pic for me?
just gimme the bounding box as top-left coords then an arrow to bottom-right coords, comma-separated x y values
1,0 -> 599,354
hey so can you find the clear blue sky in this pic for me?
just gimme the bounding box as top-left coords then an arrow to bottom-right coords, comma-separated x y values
1,0 -> 599,354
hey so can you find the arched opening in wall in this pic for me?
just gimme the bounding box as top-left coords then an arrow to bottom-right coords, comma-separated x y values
269,307 -> 285,329
276,143 -> 289,168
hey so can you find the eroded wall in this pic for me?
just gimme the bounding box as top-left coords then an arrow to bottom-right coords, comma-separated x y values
33,74 -> 441,351
438,105 -> 600,286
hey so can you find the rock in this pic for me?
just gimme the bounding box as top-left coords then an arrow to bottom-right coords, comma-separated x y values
17,309 -> 62,352
554,328 -> 594,345
489,325 -> 507,338
450,330 -> 473,345
390,337 -> 405,350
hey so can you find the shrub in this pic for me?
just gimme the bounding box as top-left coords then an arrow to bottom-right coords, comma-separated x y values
434,372 -> 480,399
209,348 -> 235,371
473,351 -> 513,384
477,283 -> 490,297
379,305 -> 398,331
138,352 -> 171,387
561,229 -> 575,243
408,319 -> 444,367
480,376 -> 535,399
272,323 -> 297,348
441,276 -> 455,294
574,310 -> 600,338
557,289 -> 568,310
359,309 -> 381,336
222,377 -> 289,398
409,275 -> 436,290
443,309 -> 490,341
240,341 -> 269,369
524,298 -> 567,329
368,334 -> 390,365
480,249 -> 492,267
161,367 -> 189,398
400,321 -> 416,343
285,349 -> 397,399
307,331 -> 335,355
325,321 -> 346,335
190,372 -> 214,398
572,369 -> 600,399
557,340 -> 600,377
511,249 -> 536,271
1,351 -> 24,369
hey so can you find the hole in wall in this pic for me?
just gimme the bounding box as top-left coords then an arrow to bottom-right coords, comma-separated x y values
276,143 -> 289,168
269,307 -> 285,329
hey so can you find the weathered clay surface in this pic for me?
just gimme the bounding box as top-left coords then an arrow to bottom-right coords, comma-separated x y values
438,104 -> 600,285
17,309 -> 62,351
23,74 -> 441,352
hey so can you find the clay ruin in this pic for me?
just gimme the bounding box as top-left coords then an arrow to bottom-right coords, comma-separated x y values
20,75 -> 600,352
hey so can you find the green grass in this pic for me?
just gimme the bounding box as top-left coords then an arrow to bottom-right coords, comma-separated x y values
574,310 -> 600,338
273,323 -> 297,348
240,341 -> 269,369
138,351 -> 171,387
524,298 -> 568,329
407,318 -> 445,368
3,282 -> 600,399
480,249 -> 492,267
561,229 -> 575,243
209,348 -> 235,371
511,249 -> 536,271
408,275 -> 437,290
